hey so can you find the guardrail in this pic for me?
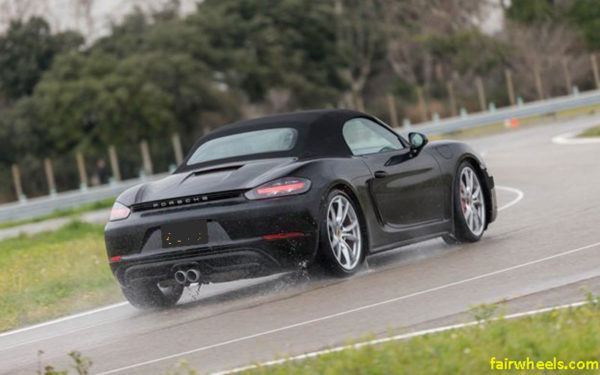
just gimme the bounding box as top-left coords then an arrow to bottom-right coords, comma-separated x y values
0,173 -> 167,223
395,89 -> 600,135
1,89 -> 600,223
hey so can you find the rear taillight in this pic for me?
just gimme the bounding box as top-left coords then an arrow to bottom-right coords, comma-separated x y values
245,177 -> 311,200
109,202 -> 131,221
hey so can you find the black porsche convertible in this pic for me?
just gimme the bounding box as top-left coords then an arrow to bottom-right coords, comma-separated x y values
105,109 -> 497,308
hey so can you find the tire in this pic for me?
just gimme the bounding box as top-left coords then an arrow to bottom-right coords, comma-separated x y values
317,189 -> 366,277
121,281 -> 184,309
448,161 -> 487,243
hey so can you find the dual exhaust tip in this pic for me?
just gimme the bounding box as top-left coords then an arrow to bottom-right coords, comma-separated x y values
174,268 -> 201,285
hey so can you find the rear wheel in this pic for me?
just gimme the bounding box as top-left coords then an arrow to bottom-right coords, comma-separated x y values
318,190 -> 365,276
121,280 -> 184,309
446,162 -> 487,244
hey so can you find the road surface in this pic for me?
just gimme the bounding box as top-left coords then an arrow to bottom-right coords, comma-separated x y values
1,114 -> 599,374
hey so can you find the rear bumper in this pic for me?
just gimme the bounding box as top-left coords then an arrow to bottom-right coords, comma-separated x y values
110,237 -> 316,286
105,193 -> 321,286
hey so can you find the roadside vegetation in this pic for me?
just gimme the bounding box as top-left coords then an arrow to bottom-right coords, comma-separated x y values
0,221 -> 121,332
0,197 -> 114,230
165,298 -> 600,375
578,126 -> 600,137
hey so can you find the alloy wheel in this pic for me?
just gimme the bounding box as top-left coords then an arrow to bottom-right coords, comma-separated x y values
326,195 -> 362,270
459,166 -> 486,236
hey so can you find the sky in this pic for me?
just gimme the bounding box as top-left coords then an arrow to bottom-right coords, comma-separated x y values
0,0 -> 505,41
0,0 -> 198,41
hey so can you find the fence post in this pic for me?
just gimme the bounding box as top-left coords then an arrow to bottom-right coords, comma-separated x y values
386,93 -> 399,128
475,76 -> 487,112
534,65 -> 544,100
44,158 -> 56,196
172,133 -> 184,166
11,164 -> 25,202
505,69 -> 516,106
76,153 -> 88,191
561,58 -> 572,95
140,140 -> 153,176
591,54 -> 600,89
416,86 -> 428,122
446,81 -> 457,117
108,145 -> 121,182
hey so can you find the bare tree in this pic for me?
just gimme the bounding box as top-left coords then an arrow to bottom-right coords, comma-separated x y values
383,0 -> 484,88
504,21 -> 587,100
335,0 -> 386,109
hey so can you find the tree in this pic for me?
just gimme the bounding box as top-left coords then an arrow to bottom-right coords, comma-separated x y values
504,21 -> 586,100
568,0 -> 600,49
187,0 -> 346,110
335,0 -> 386,108
383,0 -> 485,88
507,0 -> 600,49
0,17 -> 83,100
0,17 -> 54,99
33,50 -> 238,152
507,0 -> 557,23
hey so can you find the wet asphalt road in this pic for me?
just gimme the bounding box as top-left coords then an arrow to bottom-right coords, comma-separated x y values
1,114 -> 600,374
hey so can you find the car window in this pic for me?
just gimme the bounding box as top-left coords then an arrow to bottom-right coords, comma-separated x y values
187,128 -> 298,165
342,118 -> 404,155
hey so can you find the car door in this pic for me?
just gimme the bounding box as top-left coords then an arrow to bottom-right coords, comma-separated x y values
342,118 -> 446,228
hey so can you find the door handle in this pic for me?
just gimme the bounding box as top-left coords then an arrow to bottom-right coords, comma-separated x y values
374,170 -> 388,179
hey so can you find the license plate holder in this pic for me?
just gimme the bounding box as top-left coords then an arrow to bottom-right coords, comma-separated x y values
162,220 -> 208,248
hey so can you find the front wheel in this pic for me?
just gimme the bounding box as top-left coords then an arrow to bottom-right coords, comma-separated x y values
317,190 -> 366,277
446,162 -> 487,243
121,280 -> 184,309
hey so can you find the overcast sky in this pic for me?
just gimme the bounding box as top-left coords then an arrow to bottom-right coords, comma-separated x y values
0,0 -> 198,41
0,0 -> 504,41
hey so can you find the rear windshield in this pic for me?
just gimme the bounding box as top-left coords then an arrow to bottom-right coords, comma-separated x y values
187,128 -> 298,165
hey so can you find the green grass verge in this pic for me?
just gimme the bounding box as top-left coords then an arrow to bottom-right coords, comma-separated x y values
0,197 -> 115,230
0,221 -> 122,332
166,300 -> 600,375
578,125 -> 600,138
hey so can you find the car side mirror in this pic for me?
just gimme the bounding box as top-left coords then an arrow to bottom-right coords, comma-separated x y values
408,132 -> 428,153
385,132 -> 429,166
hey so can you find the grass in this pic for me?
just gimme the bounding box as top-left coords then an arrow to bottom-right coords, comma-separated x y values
33,299 -> 600,375
0,197 -> 115,230
578,125 -> 600,138
166,299 -> 600,375
0,221 -> 122,332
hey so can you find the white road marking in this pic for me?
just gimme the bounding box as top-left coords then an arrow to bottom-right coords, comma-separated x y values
552,131 -> 600,144
97,239 -> 600,374
0,302 -> 129,338
212,300 -> 589,375
496,185 -> 524,211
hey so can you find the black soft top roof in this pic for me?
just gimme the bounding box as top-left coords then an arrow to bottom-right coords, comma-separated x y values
209,109 -> 364,136
179,109 -> 380,171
